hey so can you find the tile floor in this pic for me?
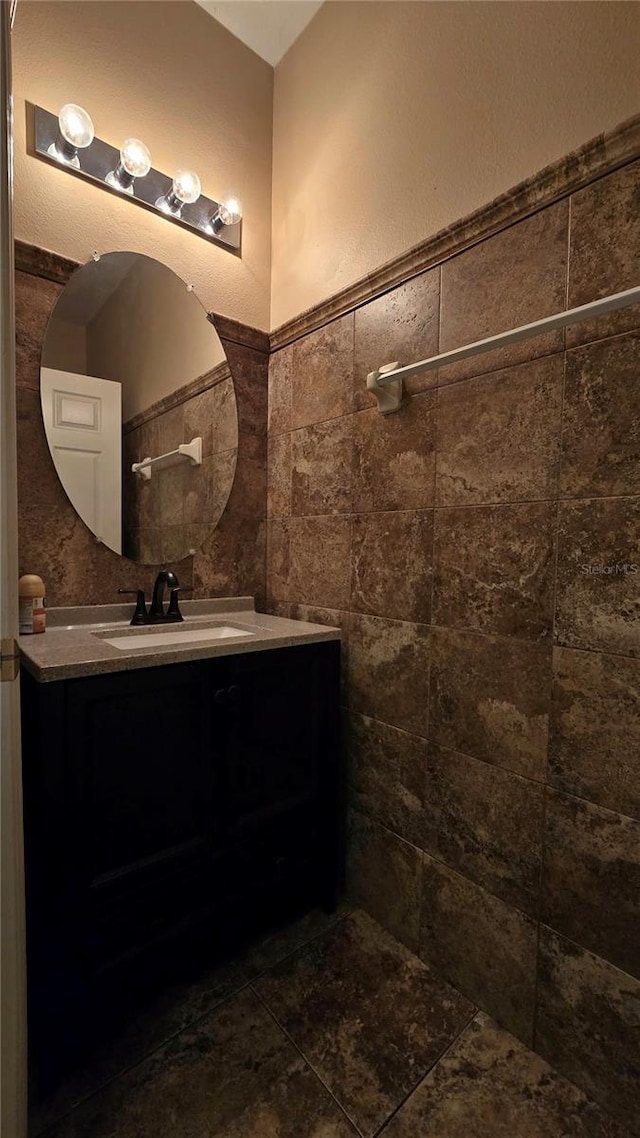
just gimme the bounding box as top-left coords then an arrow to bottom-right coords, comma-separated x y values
35,908 -> 632,1138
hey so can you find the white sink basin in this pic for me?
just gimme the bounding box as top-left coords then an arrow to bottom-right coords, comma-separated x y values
101,625 -> 254,650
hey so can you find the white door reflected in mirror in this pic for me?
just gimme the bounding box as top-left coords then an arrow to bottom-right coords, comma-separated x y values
41,368 -> 122,553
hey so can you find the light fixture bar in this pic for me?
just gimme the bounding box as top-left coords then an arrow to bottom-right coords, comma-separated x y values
31,104 -> 242,253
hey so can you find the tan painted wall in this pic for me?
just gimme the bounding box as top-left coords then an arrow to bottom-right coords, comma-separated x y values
13,1 -> 273,330
43,317 -> 86,378
86,258 -> 225,420
271,0 -> 640,327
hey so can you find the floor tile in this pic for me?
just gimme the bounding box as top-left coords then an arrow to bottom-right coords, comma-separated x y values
31,958 -> 247,1135
43,988 -> 358,1138
254,910 -> 474,1137
239,906 -> 346,979
380,1011 -> 632,1137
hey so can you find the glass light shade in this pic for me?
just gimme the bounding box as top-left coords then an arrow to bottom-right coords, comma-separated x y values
218,197 -> 242,226
120,138 -> 151,178
58,104 -> 94,149
172,169 -> 201,205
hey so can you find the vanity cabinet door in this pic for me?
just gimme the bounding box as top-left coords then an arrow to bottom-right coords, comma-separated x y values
217,642 -> 342,913
64,661 -> 223,974
221,643 -> 338,831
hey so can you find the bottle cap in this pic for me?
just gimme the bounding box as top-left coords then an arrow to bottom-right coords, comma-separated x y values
19,574 -> 45,596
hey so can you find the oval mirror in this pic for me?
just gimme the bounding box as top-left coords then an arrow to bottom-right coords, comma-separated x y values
40,251 -> 238,564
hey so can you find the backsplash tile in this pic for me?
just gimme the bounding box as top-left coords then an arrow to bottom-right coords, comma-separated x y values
420,743 -> 544,919
347,612 -> 430,737
429,627 -> 551,781
542,788 -> 640,980
345,711 -> 428,847
561,332 -> 640,499
352,393 -> 436,513
291,415 -> 353,516
549,647 -> 640,818
354,269 -> 440,407
432,502 -> 556,641
435,354 -> 563,506
291,313 -> 354,430
555,497 -> 640,657
350,509 -> 433,623
439,201 -> 568,385
289,515 -> 352,609
567,159 -> 640,347
419,855 -> 537,1045
535,928 -> 640,1135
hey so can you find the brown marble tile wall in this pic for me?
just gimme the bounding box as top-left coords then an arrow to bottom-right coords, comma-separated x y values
266,158 -> 640,1133
123,375 -> 238,563
15,246 -> 267,609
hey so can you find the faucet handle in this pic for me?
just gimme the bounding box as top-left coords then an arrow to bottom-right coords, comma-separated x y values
166,587 -> 184,623
118,588 -> 149,626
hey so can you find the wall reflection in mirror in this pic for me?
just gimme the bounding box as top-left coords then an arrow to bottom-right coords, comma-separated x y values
40,252 -> 238,564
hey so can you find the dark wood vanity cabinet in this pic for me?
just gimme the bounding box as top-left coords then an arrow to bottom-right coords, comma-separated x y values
21,640 -> 341,1083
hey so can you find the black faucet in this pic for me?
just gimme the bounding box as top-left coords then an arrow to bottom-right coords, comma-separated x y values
148,569 -> 184,623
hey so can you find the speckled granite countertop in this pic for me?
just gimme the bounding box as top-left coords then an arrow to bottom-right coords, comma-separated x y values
19,597 -> 341,683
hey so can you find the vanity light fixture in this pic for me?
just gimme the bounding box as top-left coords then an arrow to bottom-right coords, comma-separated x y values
46,103 -> 94,168
105,138 -> 152,195
205,196 -> 242,234
155,169 -> 201,217
32,102 -> 241,252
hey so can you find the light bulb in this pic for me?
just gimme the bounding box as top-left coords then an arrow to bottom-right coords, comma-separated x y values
155,169 -> 201,216
173,169 -> 201,204
47,103 -> 94,168
205,196 -> 243,235
106,138 -> 152,195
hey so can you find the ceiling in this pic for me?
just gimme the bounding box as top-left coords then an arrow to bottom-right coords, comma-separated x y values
195,0 -> 324,66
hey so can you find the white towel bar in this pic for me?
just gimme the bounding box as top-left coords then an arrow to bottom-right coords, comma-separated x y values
367,285 -> 640,414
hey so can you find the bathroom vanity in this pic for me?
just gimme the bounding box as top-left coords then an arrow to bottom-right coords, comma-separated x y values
20,599 -> 341,1085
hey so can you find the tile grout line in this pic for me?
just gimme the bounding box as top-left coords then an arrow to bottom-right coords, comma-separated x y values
33,913 -> 351,1138
265,592 -> 640,664
532,271 -> 572,1050
31,974 -> 255,1137
538,919 -> 640,984
416,269 -> 442,957
268,321 -> 639,441
371,1008 -> 479,1138
268,486 -> 640,520
250,982 -> 366,1138
353,806 -> 540,926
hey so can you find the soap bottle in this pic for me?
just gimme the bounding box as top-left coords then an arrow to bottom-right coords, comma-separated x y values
19,574 -> 46,634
